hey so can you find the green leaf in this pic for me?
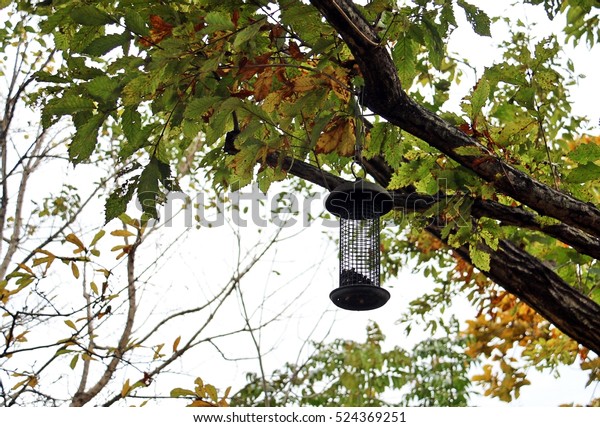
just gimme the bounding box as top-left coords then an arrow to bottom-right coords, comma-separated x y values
393,35 -> 417,89
125,9 -> 149,36
83,33 -> 130,57
204,11 -> 235,33
43,95 -> 96,127
470,77 -> 490,116
70,6 -> 113,26
137,158 -> 162,219
70,354 -> 79,370
566,163 -> 600,184
234,23 -> 261,48
105,181 -> 136,224
90,230 -> 106,246
184,97 -> 222,120
454,146 -> 483,156
69,113 -> 105,164
568,143 -> 600,164
170,388 -> 196,398
86,75 -> 121,103
457,0 -> 491,37
469,244 -> 490,272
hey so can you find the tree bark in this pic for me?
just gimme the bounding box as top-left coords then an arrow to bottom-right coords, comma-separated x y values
264,152 -> 600,354
309,0 -> 600,240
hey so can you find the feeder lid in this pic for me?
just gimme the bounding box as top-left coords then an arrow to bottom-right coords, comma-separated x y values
330,285 -> 390,311
325,179 -> 393,219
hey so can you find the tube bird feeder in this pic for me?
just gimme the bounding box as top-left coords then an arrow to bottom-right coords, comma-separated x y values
325,179 -> 393,310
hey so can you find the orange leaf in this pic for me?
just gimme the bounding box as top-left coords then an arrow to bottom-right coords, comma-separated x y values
172,336 -> 181,353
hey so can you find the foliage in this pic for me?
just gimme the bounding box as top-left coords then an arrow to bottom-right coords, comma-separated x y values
232,321 -> 473,407
1,0 -> 600,406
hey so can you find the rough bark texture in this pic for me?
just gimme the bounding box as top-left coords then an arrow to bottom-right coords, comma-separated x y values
264,151 -> 600,355
297,0 -> 600,354
310,0 -> 600,239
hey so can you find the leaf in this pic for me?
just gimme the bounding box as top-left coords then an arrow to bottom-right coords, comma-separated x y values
105,181 -> 136,224
454,146 -> 483,156
204,11 -> 235,33
233,23 -> 261,48
71,262 -> 80,279
90,282 -> 99,295
170,387 -> 196,398
172,336 -> 181,353
125,9 -> 149,36
43,95 -> 96,127
90,230 -> 106,246
205,384 -> 218,402
566,163 -> 600,183
184,97 -> 222,120
70,5 -> 113,26
110,229 -> 135,238
121,379 -> 131,398
65,233 -> 85,251
470,77 -> 490,117
83,33 -> 130,57
568,143 -> 600,164
64,320 -> 77,330
137,158 -> 162,219
393,35 -> 417,89
70,354 -> 79,370
469,245 -> 491,272
457,0 -> 491,37
69,113 -> 105,164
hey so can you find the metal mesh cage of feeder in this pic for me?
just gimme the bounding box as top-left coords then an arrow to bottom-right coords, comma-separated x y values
325,179 -> 393,310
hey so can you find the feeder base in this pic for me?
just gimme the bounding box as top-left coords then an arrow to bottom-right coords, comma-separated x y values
330,285 -> 390,311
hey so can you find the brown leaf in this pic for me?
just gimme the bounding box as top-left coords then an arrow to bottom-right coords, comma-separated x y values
139,15 -> 174,47
288,41 -> 304,60
315,117 -> 356,156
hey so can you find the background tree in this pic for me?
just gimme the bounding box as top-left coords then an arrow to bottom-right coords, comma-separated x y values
1,0 -> 599,405
0,7 -> 324,406
232,320 -> 472,407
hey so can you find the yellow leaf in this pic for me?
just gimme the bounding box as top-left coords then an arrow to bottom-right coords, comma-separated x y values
205,384 -> 218,403
153,343 -> 165,360
90,229 -> 106,246
18,263 -> 34,275
315,117 -> 355,156
66,233 -> 85,252
110,229 -> 136,238
11,379 -> 28,391
71,262 -> 80,279
172,336 -> 181,353
90,282 -> 99,295
121,379 -> 131,398
64,319 -> 77,330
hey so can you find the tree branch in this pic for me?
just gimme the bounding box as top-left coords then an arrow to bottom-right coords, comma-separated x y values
309,0 -> 600,240
70,236 -> 140,406
263,151 -> 600,354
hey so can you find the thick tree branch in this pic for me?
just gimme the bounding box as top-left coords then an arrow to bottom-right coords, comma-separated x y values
309,0 -> 600,240
264,151 -> 600,354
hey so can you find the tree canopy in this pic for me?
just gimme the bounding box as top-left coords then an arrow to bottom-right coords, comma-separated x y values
1,0 -> 599,406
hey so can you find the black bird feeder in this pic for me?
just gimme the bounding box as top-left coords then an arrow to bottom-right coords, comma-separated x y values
325,179 -> 393,310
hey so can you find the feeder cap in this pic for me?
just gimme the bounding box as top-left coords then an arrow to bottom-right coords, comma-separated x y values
330,285 -> 390,311
325,179 -> 393,219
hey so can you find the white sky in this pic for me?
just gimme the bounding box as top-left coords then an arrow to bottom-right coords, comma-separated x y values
2,0 -> 599,407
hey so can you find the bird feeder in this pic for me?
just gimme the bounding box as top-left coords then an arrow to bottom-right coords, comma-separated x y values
325,179 -> 393,310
